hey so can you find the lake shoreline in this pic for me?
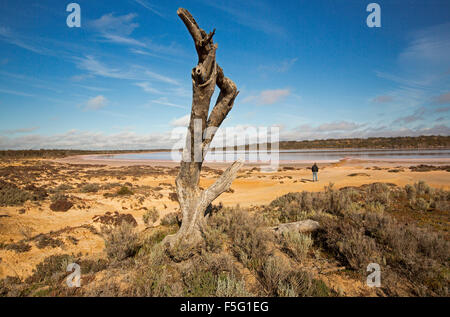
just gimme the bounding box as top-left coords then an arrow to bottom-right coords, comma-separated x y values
54,154 -> 450,168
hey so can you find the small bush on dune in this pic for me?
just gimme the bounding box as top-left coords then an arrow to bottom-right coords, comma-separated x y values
0,181 -> 32,206
116,186 -> 133,196
279,231 -> 313,262
132,244 -> 175,296
260,256 -> 325,297
216,274 -> 253,297
26,254 -> 74,284
318,215 -> 380,271
102,222 -> 139,261
209,207 -> 273,271
201,222 -> 226,253
143,207 -> 159,226
180,252 -> 247,297
80,183 -> 100,193
160,212 -> 179,226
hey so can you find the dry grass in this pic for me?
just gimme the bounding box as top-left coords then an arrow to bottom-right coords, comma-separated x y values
1,179 -> 447,297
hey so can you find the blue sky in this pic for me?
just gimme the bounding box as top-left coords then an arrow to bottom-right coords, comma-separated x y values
0,0 -> 449,149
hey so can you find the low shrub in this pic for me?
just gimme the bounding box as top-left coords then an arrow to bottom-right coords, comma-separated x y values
279,231 -> 313,262
143,207 -> 159,226
102,222 -> 139,261
81,183 -> 100,193
116,186 -> 133,196
161,212 -> 179,226
0,181 -> 32,206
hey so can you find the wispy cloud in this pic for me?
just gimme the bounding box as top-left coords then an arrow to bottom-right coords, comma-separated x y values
89,13 -> 183,57
258,58 -> 298,73
170,114 -> 190,127
75,55 -> 179,86
315,121 -> 365,132
399,22 -> 450,66
135,82 -> 162,94
133,0 -> 164,18
145,70 -> 179,85
0,127 -> 39,135
280,122 -> 449,141
394,108 -> 426,124
90,13 -> 139,36
152,97 -> 186,109
200,0 -> 286,37
85,95 -> 108,110
0,26 -> 52,56
0,130 -> 176,150
243,89 -> 290,105
0,88 -> 35,97
89,13 -> 146,47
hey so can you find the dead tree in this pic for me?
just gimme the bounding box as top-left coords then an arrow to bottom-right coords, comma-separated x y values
163,8 -> 242,252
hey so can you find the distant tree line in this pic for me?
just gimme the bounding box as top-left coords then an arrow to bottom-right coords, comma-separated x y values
216,135 -> 450,151
0,149 -> 166,159
277,135 -> 450,150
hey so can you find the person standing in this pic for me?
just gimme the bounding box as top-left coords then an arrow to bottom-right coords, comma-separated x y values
312,163 -> 319,182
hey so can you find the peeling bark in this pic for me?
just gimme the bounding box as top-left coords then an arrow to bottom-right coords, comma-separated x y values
163,8 -> 242,253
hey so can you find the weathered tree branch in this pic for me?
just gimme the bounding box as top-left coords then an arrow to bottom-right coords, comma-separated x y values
163,8 -> 242,254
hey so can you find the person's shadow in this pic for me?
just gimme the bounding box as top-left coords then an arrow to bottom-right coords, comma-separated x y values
300,178 -> 314,183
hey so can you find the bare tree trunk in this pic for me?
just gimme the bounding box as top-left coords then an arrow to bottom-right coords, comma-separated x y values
163,8 -> 242,254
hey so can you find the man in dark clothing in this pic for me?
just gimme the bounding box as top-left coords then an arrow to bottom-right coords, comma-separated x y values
312,163 -> 319,182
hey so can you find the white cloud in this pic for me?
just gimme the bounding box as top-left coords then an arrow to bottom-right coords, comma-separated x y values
200,0 -> 285,37
0,130 -> 177,150
243,89 -> 290,105
315,121 -> 365,132
90,13 -> 139,37
85,95 -> 108,110
135,82 -> 162,94
0,26 -> 51,55
0,127 -> 39,135
145,70 -> 179,85
133,0 -> 164,17
170,115 -> 190,127
258,58 -> 298,73
399,22 -> 450,66
152,97 -> 186,109
0,88 -> 35,97
76,56 -> 180,85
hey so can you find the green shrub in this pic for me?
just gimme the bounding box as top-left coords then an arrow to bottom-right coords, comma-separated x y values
116,186 -> 133,196
81,183 -> 100,193
0,181 -> 31,206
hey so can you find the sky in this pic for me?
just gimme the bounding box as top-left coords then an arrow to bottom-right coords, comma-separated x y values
0,0 -> 449,150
